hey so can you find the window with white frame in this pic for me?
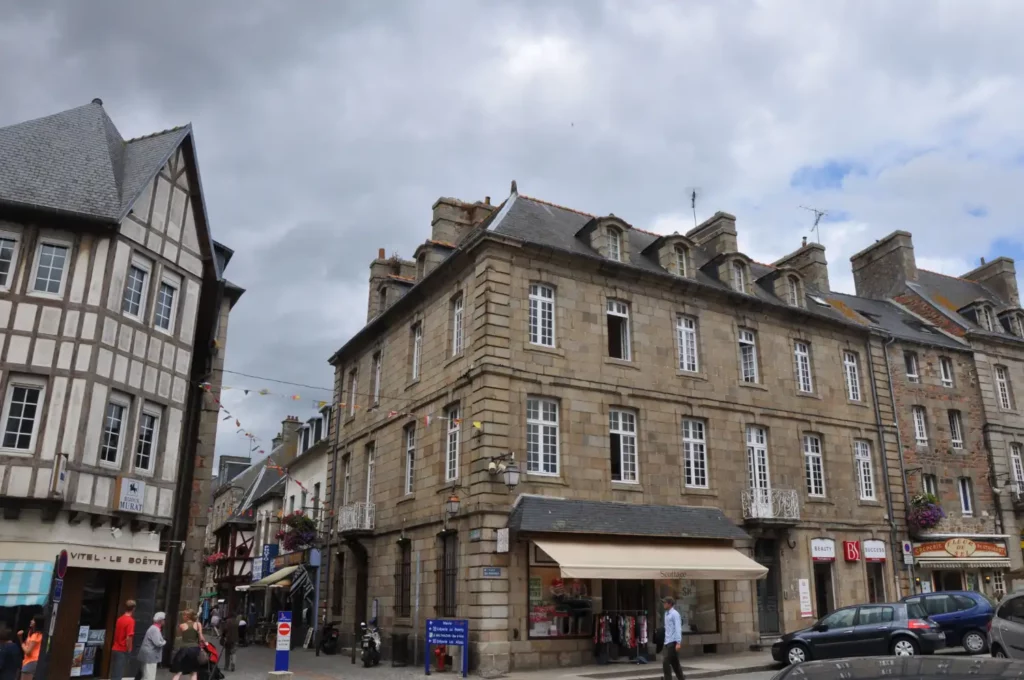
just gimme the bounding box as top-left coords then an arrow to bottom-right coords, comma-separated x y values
1011,443 -> 1024,495
365,443 -> 375,504
529,284 -> 555,347
154,272 -> 180,332
786,275 -> 800,306
608,227 -> 622,262
0,233 -> 20,289
948,410 -> 964,449
996,366 -> 1014,410
994,571 -> 1007,598
904,351 -> 919,383
526,398 -> 559,475
979,305 -> 995,331
794,341 -> 814,393
32,241 -> 69,295
923,473 -> 938,497
609,409 -> 638,483
606,300 -> 631,361
682,419 -> 707,488
450,294 -> 464,356
404,424 -> 416,495
673,245 -> 687,277
1011,314 -> 1024,338
731,260 -> 747,293
122,256 -> 151,318
445,405 -> 460,481
958,477 -> 974,515
676,315 -> 699,373
410,322 -> 423,381
100,396 -> 131,465
912,406 -> 929,445
134,405 -> 161,472
803,434 -> 825,497
342,455 -> 351,505
738,329 -> 759,383
1,376 -> 45,453
939,357 -> 954,388
855,440 -> 876,500
347,369 -> 358,416
843,351 -> 862,401
371,351 -> 382,406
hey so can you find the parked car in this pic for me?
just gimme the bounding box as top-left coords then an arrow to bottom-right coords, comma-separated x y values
771,655 -> 1024,680
988,591 -> 1024,658
901,590 -> 994,654
771,601 -> 945,665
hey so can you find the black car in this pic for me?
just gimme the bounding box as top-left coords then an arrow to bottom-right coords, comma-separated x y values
771,602 -> 945,665
771,655 -> 1024,680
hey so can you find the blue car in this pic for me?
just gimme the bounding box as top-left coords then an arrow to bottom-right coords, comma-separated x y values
901,590 -> 994,654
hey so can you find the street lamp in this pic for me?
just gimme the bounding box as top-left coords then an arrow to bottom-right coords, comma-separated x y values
487,452 -> 521,491
445,493 -> 461,516
502,461 -> 521,490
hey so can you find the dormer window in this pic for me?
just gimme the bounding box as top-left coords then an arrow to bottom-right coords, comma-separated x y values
608,227 -> 622,262
673,245 -> 688,277
1013,314 -> 1024,337
731,260 -> 747,293
979,305 -> 995,331
786,275 -> 800,306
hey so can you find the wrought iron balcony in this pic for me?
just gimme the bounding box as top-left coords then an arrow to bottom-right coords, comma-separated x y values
338,502 -> 375,533
741,488 -> 800,525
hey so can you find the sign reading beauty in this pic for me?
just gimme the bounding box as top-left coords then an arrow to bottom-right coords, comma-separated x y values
912,538 -> 1008,559
811,538 -> 835,562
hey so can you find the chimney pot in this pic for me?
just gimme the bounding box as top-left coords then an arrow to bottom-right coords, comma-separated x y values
802,236 -> 807,247
981,257 -> 986,265
91,98 -> 103,106
485,196 -> 491,205
377,247 -> 385,259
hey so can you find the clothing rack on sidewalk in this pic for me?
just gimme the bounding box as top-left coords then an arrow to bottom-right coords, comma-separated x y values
593,609 -> 649,665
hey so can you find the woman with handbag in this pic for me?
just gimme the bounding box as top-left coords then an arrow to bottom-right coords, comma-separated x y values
170,609 -> 206,680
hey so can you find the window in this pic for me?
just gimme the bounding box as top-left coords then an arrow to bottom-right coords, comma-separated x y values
958,477 -> 974,515
904,351 -> 919,383
609,409 -> 638,483
529,284 -> 555,347
996,366 -> 1014,410
1010,314 -> 1024,338
857,606 -> 894,624
365,443 -> 375,504
1,377 -> 44,453
866,564 -> 886,604
134,407 -> 160,472
993,572 -> 1007,599
342,455 -> 351,505
371,351 -> 382,406
289,495 -> 295,514
820,608 -> 856,629
731,260 -> 746,293
786,275 -> 800,306
803,434 -> 825,497
313,483 -> 321,514
855,440 -> 875,500
843,351 -> 862,401
332,552 -> 345,615
437,533 -> 458,617
410,323 -> 423,381
676,316 -> 699,373
948,410 -> 964,449
606,300 -> 631,361
32,242 -> 69,295
445,405 -> 460,481
122,259 -> 150,318
154,277 -> 178,331
396,541 -> 412,617
608,227 -> 622,262
682,419 -> 708,488
300,489 -> 308,513
312,416 -> 323,443
939,357 -> 954,387
979,305 -> 995,331
923,473 -> 938,497
673,245 -> 687,276
1011,443 -> 1024,495
794,341 -> 814,393
526,398 -> 559,475
912,406 -> 929,445
450,294 -> 464,356
404,425 -> 416,495
100,398 -> 129,465
738,329 -> 759,383
0,234 -> 19,289
347,369 -> 358,416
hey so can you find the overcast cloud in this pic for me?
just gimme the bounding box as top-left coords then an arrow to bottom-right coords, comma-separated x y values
2,0 -> 1023,464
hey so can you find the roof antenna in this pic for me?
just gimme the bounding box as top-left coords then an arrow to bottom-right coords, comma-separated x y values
686,187 -> 702,229
799,205 -> 827,244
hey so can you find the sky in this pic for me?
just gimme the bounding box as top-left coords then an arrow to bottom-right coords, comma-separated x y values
2,0 -> 1023,466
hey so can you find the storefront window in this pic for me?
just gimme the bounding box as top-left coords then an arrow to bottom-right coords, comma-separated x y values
655,579 -> 719,634
527,566 -> 593,639
74,570 -> 114,677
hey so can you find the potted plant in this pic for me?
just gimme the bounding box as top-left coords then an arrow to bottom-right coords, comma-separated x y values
908,493 -> 945,535
204,551 -> 228,566
280,511 -> 319,551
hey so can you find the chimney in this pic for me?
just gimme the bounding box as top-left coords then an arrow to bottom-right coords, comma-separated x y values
278,416 -> 302,464
366,247 -> 393,321
773,240 -> 831,293
962,257 -> 1020,306
850,230 -> 918,299
686,212 -> 737,256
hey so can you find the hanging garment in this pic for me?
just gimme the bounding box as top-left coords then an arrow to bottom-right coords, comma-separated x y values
639,615 -> 648,645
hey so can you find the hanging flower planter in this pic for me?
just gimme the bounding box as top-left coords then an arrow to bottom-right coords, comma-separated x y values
282,511 -> 316,533
908,493 -> 945,535
204,551 -> 229,565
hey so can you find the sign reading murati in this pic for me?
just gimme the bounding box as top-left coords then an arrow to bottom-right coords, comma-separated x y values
912,538 -> 1008,559
113,477 -> 146,514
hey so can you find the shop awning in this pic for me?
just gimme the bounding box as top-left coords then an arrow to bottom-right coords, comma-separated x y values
532,539 -> 768,581
0,561 -> 53,607
200,591 -> 218,599
271,580 -> 292,588
249,565 -> 298,589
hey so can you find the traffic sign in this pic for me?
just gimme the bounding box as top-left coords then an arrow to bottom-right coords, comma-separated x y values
57,551 -> 68,579
53,578 -> 63,603
275,611 -> 292,672
278,622 -> 291,637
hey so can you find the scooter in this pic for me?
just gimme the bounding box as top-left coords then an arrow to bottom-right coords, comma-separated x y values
319,620 -> 341,655
360,619 -> 382,667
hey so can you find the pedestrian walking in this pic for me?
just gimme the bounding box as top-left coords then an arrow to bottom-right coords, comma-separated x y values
210,608 -> 220,637
219,613 -> 239,671
170,609 -> 206,680
138,612 -> 168,680
662,597 -> 685,680
0,627 -> 24,680
18,614 -> 44,680
110,600 -> 137,680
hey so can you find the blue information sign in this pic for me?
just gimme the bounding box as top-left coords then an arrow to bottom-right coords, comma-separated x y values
425,619 -> 469,677
52,578 -> 63,603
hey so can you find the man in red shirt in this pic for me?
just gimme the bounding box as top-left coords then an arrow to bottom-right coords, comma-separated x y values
110,600 -> 136,680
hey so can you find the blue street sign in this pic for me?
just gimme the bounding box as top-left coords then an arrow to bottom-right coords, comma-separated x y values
53,578 -> 63,604
275,611 -> 292,672
425,619 -> 469,678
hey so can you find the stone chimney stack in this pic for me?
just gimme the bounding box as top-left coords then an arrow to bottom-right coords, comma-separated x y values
431,196 -> 496,246
773,239 -> 831,293
850,230 -> 918,299
962,257 -> 1020,306
686,212 -> 738,256
278,415 -> 302,464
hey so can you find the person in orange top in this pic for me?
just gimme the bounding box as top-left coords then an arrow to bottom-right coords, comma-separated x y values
110,600 -> 137,680
18,614 -> 44,680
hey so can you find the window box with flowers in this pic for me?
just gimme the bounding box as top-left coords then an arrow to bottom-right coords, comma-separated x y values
204,551 -> 228,566
277,510 -> 319,552
908,493 -> 945,536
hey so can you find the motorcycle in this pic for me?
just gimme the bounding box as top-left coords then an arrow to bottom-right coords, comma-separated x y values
360,619 -> 382,667
319,620 -> 341,655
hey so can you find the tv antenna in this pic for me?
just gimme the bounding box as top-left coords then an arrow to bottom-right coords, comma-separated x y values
686,187 -> 702,229
799,205 -> 827,243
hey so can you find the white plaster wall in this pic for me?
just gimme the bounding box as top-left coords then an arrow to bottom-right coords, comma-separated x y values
0,509 -> 161,550
284,449 -> 329,513
39,376 -> 67,461
86,238 -> 109,307
107,239 -> 131,311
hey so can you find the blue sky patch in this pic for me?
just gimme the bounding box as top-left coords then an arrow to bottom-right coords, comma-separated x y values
986,237 -> 1024,264
965,204 -> 988,218
790,160 -> 867,191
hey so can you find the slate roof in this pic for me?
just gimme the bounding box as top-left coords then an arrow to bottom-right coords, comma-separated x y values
0,100 -> 189,222
826,292 -> 967,351
506,496 -> 751,541
915,270 -> 1002,311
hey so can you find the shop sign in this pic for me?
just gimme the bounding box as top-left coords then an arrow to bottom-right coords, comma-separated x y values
482,567 -> 502,578
113,477 -> 146,513
843,541 -> 861,562
863,540 -> 887,562
912,538 -> 1008,559
811,538 -> 835,562
798,578 -> 814,618
252,558 -> 263,582
261,544 -> 278,578
67,547 -> 166,573
273,548 -> 307,569
52,453 -> 69,498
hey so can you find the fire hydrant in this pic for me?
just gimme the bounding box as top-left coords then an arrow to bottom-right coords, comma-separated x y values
434,645 -> 447,672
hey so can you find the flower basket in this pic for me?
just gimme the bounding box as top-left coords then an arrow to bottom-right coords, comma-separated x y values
204,551 -> 228,566
908,493 -> 945,535
282,530 -> 318,552
282,511 -> 316,533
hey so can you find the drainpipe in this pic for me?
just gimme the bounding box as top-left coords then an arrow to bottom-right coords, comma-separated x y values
317,402 -> 343,655
880,334 -> 917,594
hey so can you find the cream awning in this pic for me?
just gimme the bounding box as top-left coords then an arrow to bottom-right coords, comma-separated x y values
532,539 -> 768,581
249,564 -> 299,589
917,560 -> 1011,570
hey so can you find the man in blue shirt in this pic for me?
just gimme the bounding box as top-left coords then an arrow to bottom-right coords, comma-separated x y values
662,596 -> 685,680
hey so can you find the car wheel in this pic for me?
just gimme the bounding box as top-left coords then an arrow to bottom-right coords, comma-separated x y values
891,637 -> 919,657
963,630 -> 988,654
992,645 -> 1008,658
787,644 -> 809,665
